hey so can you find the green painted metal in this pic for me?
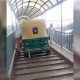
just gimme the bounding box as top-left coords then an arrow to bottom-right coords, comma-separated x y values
2,27 -> 7,67
22,37 -> 50,53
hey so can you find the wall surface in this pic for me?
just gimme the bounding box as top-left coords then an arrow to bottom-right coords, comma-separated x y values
0,1 -> 9,80
74,1 -> 80,79
7,1 -> 19,72
74,0 -> 80,57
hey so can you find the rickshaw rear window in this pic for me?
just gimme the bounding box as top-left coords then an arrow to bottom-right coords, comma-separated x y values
32,27 -> 38,34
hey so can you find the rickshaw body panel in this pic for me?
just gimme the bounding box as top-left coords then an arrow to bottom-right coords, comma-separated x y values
21,19 -> 50,55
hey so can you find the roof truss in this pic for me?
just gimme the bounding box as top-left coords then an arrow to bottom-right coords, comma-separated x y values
9,0 -> 66,20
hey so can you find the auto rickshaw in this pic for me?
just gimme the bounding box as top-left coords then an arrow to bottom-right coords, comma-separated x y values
21,19 -> 50,57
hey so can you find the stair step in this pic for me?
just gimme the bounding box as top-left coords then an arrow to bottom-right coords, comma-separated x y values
19,51 -> 54,53
31,52 -> 48,57
33,73 -> 73,80
14,60 -> 66,69
14,67 -> 73,80
12,50 -> 73,80
16,51 -> 55,58
15,57 -> 62,65
16,54 -> 57,60
16,56 -> 61,62
20,50 -> 24,53
14,63 -> 71,75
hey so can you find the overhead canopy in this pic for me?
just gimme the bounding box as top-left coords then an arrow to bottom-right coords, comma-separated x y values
9,0 -> 65,20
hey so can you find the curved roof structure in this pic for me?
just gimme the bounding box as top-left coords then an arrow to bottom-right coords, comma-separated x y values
9,0 -> 65,20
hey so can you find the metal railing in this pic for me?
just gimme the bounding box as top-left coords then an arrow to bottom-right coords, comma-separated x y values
48,29 -> 73,51
62,32 -> 73,51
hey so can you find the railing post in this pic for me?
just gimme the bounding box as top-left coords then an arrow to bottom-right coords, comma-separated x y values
61,3 -> 63,48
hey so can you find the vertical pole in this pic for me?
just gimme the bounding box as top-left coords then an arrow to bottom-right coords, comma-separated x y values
21,0 -> 23,20
61,3 -> 63,48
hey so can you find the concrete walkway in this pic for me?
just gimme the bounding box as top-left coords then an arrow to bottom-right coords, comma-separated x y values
50,42 -> 73,63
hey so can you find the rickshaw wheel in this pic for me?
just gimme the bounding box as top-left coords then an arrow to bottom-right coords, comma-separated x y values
24,52 -> 29,58
46,50 -> 51,55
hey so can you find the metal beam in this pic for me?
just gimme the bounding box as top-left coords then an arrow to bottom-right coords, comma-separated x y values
16,6 -> 42,19
31,0 -> 65,19
49,0 -> 54,6
15,0 -> 20,17
29,0 -> 49,18
9,0 -> 66,21
41,0 -> 65,15
25,0 -> 39,17
12,1 -> 44,8
21,0 -> 23,19
40,0 -> 49,8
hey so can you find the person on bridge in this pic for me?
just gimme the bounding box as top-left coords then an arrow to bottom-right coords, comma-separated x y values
15,29 -> 22,55
48,24 -> 54,43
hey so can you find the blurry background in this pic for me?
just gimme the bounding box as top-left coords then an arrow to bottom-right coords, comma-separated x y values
0,0 -> 80,80
0,0 -> 9,80
74,0 -> 80,79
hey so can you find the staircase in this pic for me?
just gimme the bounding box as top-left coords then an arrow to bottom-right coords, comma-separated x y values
12,49 -> 73,80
